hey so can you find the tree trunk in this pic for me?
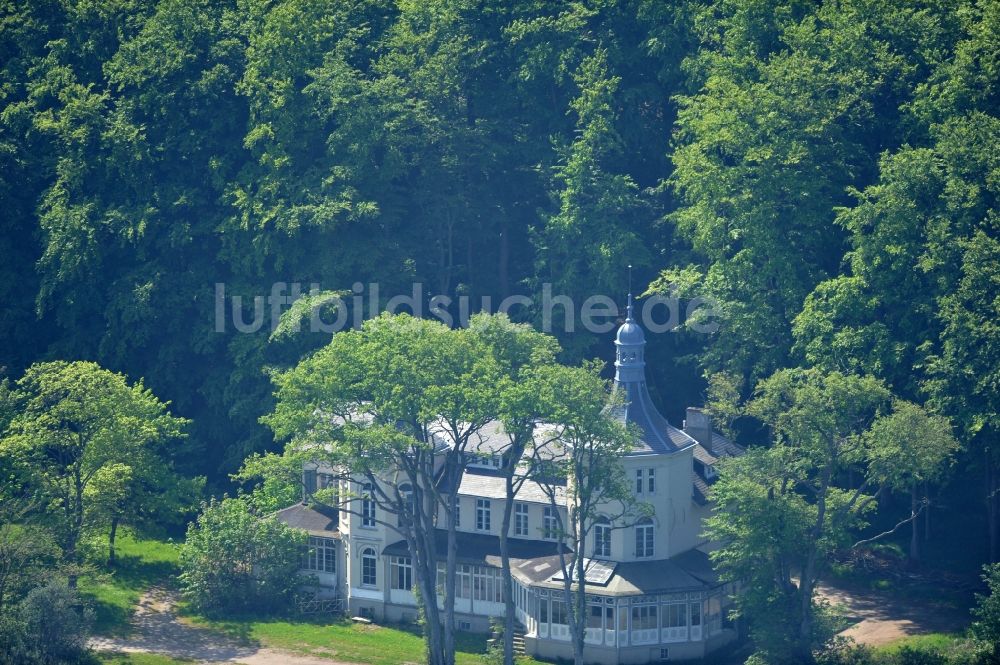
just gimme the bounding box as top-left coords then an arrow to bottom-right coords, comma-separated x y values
417,554 -> 445,665
909,483 -> 920,564
798,551 -> 818,663
572,543 -> 587,665
499,476 -> 516,665
68,463 -> 85,589
798,468 -> 830,664
923,482 -> 931,543
108,515 -> 120,567
443,473 -> 459,665
413,474 -> 446,665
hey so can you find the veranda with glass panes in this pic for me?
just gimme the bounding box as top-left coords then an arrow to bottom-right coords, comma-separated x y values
517,582 -> 730,648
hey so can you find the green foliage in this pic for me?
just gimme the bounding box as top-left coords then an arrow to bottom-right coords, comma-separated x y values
233,451 -> 308,514
535,48 -> 650,355
178,497 -> 306,617
78,532 -> 180,635
971,563 -> 1000,659
708,369 -> 959,662
865,401 -> 960,491
0,523 -> 60,613
0,581 -> 93,665
0,361 -> 190,580
0,1 -> 998,658
188,613 -> 543,665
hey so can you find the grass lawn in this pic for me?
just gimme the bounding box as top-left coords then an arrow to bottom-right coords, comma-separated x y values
874,632 -> 980,662
94,653 -> 194,665
875,632 -> 967,653
78,532 -> 181,635
187,615 -> 546,665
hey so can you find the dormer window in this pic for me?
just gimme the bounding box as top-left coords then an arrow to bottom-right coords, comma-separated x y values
705,464 -> 717,480
466,453 -> 502,470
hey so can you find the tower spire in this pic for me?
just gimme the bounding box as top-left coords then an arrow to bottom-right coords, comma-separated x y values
626,264 -> 634,321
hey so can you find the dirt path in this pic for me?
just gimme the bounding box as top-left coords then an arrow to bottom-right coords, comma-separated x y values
89,587 -> 361,665
816,580 -> 970,646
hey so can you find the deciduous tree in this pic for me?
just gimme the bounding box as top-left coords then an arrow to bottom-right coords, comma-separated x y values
0,361 -> 188,585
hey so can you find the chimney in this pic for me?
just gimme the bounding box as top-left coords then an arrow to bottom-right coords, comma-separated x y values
683,407 -> 713,455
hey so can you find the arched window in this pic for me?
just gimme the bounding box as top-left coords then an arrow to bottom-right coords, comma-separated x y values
635,517 -> 654,558
593,517 -> 612,558
361,547 -> 377,587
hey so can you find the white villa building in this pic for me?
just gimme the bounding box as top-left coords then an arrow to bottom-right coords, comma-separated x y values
274,303 -> 743,664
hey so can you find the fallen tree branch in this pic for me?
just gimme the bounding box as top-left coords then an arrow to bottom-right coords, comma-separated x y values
851,499 -> 927,549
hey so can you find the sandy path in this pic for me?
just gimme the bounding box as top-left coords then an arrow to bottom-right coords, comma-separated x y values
817,580 -> 970,646
89,587 -> 360,665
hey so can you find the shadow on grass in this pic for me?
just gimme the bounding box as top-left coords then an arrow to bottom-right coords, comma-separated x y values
81,540 -> 182,636
176,614 -> 259,647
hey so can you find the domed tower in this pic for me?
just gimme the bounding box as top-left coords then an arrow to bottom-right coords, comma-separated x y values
613,294 -> 691,455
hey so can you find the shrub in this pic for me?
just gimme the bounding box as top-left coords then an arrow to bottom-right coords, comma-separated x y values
179,497 -> 306,617
0,582 -> 93,665
971,563 -> 1000,662
892,647 -> 948,665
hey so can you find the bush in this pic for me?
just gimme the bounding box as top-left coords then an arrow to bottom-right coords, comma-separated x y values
816,642 -> 878,665
179,497 -> 306,617
971,563 -> 1000,662
892,648 -> 949,665
0,582 -> 93,665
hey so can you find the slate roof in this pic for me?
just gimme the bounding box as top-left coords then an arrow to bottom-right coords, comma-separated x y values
382,529 -> 722,596
612,382 -> 698,456
690,431 -> 745,504
692,473 -> 710,506
381,528 -> 568,571
466,420 -> 514,456
533,548 -> 721,596
273,502 -> 341,536
455,469 -> 565,505
692,444 -> 718,466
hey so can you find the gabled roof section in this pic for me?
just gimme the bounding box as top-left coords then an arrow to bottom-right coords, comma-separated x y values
273,502 -> 340,536
691,430 -> 745,504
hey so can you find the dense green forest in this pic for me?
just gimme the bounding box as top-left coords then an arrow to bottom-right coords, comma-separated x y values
0,0 -> 997,571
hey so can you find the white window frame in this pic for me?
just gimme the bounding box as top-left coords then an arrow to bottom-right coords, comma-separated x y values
543,506 -> 558,540
593,519 -> 612,559
390,556 -> 412,591
304,536 -> 336,573
635,468 -> 644,494
360,546 -> 377,587
647,467 -> 656,494
662,602 -> 688,643
514,502 -> 528,537
689,600 -> 703,640
630,602 -> 658,645
361,482 -> 376,528
635,518 -> 654,558
476,498 -> 491,532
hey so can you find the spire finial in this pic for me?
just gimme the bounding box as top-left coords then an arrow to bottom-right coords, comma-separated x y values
626,264 -> 634,321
